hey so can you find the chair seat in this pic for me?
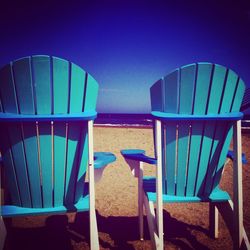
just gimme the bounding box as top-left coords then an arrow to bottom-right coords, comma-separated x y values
1,195 -> 89,218
143,177 -> 230,203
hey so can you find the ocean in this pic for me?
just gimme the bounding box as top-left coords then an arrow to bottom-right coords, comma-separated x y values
95,113 -> 152,127
95,113 -> 250,130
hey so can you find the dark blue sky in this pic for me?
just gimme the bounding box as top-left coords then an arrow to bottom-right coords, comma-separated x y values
1,1 -> 250,113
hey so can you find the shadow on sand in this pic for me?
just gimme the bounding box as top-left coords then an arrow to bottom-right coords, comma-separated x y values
4,210 -> 210,250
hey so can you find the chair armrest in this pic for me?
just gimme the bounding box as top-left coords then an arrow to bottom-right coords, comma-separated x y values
151,111 -> 243,121
0,111 -> 97,122
94,152 -> 116,169
93,152 -> 116,182
227,150 -> 247,164
121,149 -> 156,164
121,149 -> 156,178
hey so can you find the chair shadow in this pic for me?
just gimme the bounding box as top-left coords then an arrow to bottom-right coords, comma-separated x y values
73,210 -> 210,249
4,214 -> 81,250
162,211 -> 210,249
4,210 -> 210,250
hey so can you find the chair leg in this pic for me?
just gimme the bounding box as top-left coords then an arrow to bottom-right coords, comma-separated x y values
90,209 -> 99,250
138,161 -> 144,240
88,120 -> 99,250
144,193 -> 164,250
209,203 -> 218,239
155,119 -> 164,250
233,121 -> 245,249
216,200 -> 250,249
0,216 -> 6,250
144,194 -> 157,249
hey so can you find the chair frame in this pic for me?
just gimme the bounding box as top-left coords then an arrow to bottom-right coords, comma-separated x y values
88,120 -> 99,249
121,62 -> 249,249
123,119 -> 250,249
0,119 -> 101,249
0,55 -> 116,250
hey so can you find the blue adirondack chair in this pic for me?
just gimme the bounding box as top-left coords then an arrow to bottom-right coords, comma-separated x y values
0,55 -> 116,250
226,87 -> 250,163
121,63 -> 249,249
240,87 -> 250,112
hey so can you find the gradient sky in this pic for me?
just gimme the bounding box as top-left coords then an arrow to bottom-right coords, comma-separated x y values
1,1 -> 250,113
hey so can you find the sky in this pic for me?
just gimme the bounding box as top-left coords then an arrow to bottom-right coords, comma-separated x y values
0,0 -> 250,113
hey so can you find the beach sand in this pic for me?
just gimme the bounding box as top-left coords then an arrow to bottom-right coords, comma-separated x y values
3,126 -> 250,250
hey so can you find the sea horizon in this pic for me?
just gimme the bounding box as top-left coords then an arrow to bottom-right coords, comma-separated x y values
94,113 -> 153,127
94,113 -> 250,129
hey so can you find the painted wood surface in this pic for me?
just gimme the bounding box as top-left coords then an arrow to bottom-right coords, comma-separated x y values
0,55 -> 99,211
150,63 -> 245,199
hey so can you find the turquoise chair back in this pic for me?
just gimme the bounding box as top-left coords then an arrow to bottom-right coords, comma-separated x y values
0,55 -> 98,209
150,63 -> 245,198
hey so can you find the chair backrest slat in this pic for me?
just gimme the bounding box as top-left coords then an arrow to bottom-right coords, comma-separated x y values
163,70 -> 178,113
194,122 -> 216,196
0,65 -> 18,113
186,123 -> 203,196
220,70 -> 238,113
0,61 -> 34,207
207,65 -> 227,113
12,58 -> 35,114
150,79 -> 164,112
7,124 -> 32,207
70,63 -> 87,113
0,127 -> 21,205
231,79 -> 245,112
52,57 -> 70,207
32,56 -> 52,114
176,123 -> 190,196
64,123 -> 88,205
53,57 -> 70,114
194,65 -> 227,196
11,58 -> 43,207
53,122 -> 67,206
74,124 -> 88,203
38,123 -> 53,208
0,55 -> 98,208
165,124 -> 177,195
22,123 -> 43,207
84,74 -> 99,112
193,63 -> 213,114
150,62 -> 245,198
202,122 -> 232,195
179,64 -> 196,114
175,65 -> 196,196
64,123 -> 80,205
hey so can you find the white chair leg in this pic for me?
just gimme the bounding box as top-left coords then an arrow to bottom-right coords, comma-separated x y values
155,120 -> 164,250
138,161 -> 144,240
209,203 -> 218,238
216,200 -> 250,250
88,121 -> 99,250
90,210 -> 99,250
144,193 -> 158,250
0,159 -> 6,250
233,121 -> 243,249
0,216 -> 6,250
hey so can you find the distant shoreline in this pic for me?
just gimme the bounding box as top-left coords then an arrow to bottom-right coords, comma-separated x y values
94,120 -> 250,132
94,124 -> 152,129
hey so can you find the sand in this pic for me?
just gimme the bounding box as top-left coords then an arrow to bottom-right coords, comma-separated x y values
3,126 -> 250,250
